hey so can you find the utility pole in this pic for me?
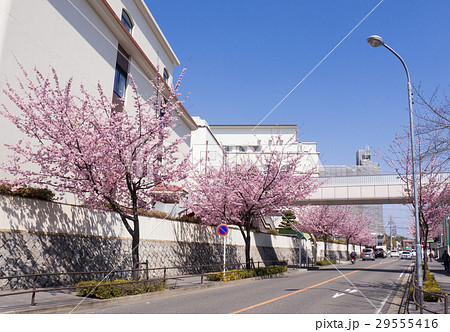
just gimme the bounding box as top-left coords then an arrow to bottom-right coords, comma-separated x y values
390,216 -> 393,250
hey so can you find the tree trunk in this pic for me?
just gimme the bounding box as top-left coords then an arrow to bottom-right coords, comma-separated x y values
422,228 -> 429,281
346,240 -> 350,260
245,232 -> 251,269
323,236 -> 328,260
131,216 -> 140,280
238,222 -> 252,270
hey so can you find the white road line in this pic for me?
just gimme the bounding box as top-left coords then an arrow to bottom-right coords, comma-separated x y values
375,264 -> 409,314
333,292 -> 345,299
376,289 -> 394,314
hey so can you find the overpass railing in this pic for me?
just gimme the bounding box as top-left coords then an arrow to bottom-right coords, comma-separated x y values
319,172 -> 450,187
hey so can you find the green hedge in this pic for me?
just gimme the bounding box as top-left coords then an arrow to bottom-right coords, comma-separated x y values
206,265 -> 287,282
0,182 -> 55,201
409,272 -> 444,302
75,279 -> 166,299
316,260 -> 337,266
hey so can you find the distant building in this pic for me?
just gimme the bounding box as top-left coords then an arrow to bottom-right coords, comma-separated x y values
209,124 -> 320,173
320,149 -> 384,239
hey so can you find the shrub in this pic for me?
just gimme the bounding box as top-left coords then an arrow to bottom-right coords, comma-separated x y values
75,279 -> 166,299
409,272 -> 444,302
316,260 -> 337,266
266,229 -> 279,235
206,265 -> 287,282
0,181 -> 55,201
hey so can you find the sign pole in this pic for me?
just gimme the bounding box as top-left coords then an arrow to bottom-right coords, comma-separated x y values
217,224 -> 229,277
223,235 -> 226,276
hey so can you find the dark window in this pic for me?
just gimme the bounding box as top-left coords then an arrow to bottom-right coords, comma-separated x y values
163,68 -> 169,82
113,45 -> 129,98
121,10 -> 133,33
114,65 -> 127,97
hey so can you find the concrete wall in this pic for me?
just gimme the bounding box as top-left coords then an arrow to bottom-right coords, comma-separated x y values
0,195 -> 363,289
0,195 -> 299,289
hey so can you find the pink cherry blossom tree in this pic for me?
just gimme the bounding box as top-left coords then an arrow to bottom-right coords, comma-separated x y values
354,226 -> 375,253
183,135 -> 319,269
1,65 -> 190,276
336,209 -> 371,260
293,205 -> 353,259
381,131 -> 449,276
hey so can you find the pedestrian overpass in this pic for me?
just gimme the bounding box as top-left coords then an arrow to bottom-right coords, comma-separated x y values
299,173 -> 449,205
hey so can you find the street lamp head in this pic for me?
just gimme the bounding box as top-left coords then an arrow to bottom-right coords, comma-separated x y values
367,35 -> 385,48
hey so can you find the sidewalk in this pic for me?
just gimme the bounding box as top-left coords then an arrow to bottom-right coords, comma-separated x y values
0,273 -> 216,314
408,259 -> 449,314
0,267 -> 304,314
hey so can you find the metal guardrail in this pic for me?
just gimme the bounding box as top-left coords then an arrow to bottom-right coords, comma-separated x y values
411,271 -> 448,314
0,260 -> 287,306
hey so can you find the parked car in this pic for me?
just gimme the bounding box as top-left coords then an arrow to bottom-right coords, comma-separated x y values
362,248 -> 375,261
375,249 -> 386,258
390,250 -> 399,257
401,251 -> 412,259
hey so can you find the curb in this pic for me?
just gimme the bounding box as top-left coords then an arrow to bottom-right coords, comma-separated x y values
3,268 -> 308,314
386,263 -> 414,314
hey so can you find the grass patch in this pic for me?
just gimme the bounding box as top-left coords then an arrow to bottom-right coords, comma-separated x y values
75,279 -> 166,299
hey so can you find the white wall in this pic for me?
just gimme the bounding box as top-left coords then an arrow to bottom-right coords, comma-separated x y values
190,116 -> 224,169
0,195 -> 298,251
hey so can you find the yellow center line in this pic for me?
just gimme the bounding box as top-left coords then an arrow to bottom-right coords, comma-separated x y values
229,258 -> 401,314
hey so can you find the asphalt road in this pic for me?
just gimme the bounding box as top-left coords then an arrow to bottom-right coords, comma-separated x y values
76,257 -> 410,314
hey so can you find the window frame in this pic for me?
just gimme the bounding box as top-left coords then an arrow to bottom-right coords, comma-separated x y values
121,10 -> 133,33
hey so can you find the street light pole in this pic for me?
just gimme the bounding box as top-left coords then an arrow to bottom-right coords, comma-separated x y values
366,35 -> 423,294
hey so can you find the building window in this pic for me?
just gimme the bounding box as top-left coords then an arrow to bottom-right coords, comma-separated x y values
121,10 -> 133,33
163,68 -> 169,82
114,65 -> 127,97
113,45 -> 129,100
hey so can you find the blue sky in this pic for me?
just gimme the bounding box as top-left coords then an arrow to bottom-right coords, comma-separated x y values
147,0 -> 450,237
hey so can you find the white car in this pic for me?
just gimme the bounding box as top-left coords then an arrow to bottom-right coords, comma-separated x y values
390,250 -> 399,257
401,251 -> 412,259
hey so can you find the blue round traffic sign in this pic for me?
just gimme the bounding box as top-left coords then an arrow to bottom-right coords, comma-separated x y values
217,224 -> 229,236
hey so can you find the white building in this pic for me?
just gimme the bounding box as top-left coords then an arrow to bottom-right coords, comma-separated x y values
209,124 -> 320,173
190,117 -> 224,170
0,0 -> 197,200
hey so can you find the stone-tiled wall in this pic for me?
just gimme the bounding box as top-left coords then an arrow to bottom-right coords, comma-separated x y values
0,195 -> 360,290
0,229 -> 298,290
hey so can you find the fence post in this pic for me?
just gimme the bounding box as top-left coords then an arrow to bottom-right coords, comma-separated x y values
445,294 -> 448,314
31,275 -> 37,306
200,265 -> 204,284
145,260 -> 149,281
163,266 -> 167,284
419,289 -> 423,314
